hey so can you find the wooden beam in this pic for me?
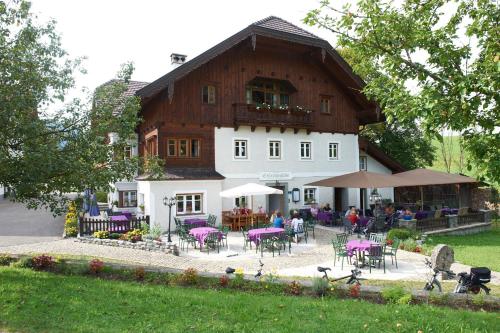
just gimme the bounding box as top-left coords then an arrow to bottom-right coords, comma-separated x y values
294,128 -> 299,134
306,129 -> 312,135
251,126 -> 256,132
234,125 -> 240,131
280,127 -> 286,134
266,126 -> 271,133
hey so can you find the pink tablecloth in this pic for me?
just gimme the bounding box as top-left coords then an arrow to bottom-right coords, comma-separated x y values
248,227 -> 284,245
184,218 -> 207,227
110,215 -> 128,222
346,239 -> 378,256
189,227 -> 221,247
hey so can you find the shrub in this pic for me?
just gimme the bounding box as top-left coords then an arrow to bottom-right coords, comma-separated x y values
0,254 -> 15,266
64,201 -> 79,237
95,191 -> 108,203
178,268 -> 198,285
231,268 -> 245,288
89,259 -> 104,275
285,281 -> 303,296
134,267 -> 146,281
140,222 -> 150,235
32,255 -> 55,271
387,228 -> 411,241
311,277 -> 329,296
397,294 -> 413,305
109,233 -> 121,239
381,286 -> 409,304
93,231 -> 109,239
149,223 -> 163,240
65,226 -> 78,237
348,283 -> 361,298
219,275 -> 229,287
126,229 -> 143,242
12,256 -> 33,269
401,239 -> 418,252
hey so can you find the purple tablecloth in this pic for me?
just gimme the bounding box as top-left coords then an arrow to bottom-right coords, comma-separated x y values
184,218 -> 207,227
358,217 -> 370,227
442,208 -> 459,215
189,227 -> 221,247
110,215 -> 128,222
346,239 -> 378,256
317,211 -> 333,223
248,227 -> 284,245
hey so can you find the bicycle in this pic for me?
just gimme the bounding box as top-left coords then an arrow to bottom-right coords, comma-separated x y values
423,258 -> 455,292
318,261 -> 365,285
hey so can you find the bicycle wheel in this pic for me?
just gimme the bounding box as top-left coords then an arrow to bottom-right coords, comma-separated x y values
469,285 -> 490,295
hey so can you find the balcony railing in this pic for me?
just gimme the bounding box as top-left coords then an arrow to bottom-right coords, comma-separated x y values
232,103 -> 313,129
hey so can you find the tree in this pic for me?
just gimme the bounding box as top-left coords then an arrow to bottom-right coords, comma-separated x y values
361,122 -> 435,170
305,0 -> 499,186
0,1 -> 155,214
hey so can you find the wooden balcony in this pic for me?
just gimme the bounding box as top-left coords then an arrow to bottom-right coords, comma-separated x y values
232,103 -> 313,132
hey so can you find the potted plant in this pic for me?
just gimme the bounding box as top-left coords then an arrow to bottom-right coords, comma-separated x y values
139,204 -> 145,214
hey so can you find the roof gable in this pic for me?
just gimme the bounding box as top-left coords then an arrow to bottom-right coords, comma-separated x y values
137,16 -> 366,102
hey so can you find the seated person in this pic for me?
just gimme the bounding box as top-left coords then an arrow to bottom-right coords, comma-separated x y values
323,203 -> 332,212
384,204 -> 399,230
291,212 -> 304,242
347,207 -> 359,225
310,204 -> 319,217
273,212 -> 284,228
402,209 -> 413,221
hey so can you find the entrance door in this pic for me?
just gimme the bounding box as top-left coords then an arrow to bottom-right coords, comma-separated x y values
268,185 -> 285,214
334,188 -> 343,212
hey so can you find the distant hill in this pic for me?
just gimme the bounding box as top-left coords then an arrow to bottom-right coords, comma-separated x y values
428,135 -> 479,179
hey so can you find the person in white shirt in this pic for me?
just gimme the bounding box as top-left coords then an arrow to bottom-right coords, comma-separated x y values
291,212 -> 304,243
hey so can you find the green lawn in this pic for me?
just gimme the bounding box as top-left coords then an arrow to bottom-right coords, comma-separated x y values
423,226 -> 500,272
0,267 -> 498,333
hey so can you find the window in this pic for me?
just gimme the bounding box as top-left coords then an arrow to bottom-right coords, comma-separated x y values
146,137 -> 158,156
234,196 -> 247,208
300,142 -> 312,160
320,97 -> 331,114
167,139 -> 177,157
269,140 -> 281,159
304,188 -> 317,205
124,146 -> 132,159
234,139 -> 248,159
246,79 -> 291,107
329,143 -> 339,160
167,139 -> 200,158
191,139 -> 200,157
176,193 -> 203,215
360,156 -> 368,171
119,191 -> 137,208
202,85 -> 216,104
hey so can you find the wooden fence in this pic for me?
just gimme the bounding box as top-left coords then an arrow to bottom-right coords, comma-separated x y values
79,216 -> 150,236
416,217 -> 448,232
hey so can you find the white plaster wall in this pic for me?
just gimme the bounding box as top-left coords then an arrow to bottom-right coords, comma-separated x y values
215,127 -> 361,211
138,180 -> 222,230
360,152 -> 395,202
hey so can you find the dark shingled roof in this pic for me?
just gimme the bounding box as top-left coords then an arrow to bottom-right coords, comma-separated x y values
253,16 -> 320,39
136,168 -> 225,181
136,16 -> 367,107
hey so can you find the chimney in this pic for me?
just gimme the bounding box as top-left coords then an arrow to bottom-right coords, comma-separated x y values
170,53 -> 187,67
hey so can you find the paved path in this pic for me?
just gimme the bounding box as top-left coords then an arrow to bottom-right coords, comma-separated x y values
0,199 -> 64,247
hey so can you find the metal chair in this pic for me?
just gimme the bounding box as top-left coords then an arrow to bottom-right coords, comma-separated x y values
241,227 -> 252,251
332,240 -> 350,270
366,244 -> 385,273
343,217 -> 353,235
384,238 -> 400,268
205,231 -> 221,254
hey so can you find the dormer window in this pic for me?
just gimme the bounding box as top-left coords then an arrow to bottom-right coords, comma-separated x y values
245,78 -> 296,107
202,85 -> 216,104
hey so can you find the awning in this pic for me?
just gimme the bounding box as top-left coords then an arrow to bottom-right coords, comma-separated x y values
306,171 -> 408,188
220,183 -> 283,198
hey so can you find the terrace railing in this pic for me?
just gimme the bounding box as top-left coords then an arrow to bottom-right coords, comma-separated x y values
416,216 -> 447,232
457,212 -> 485,226
79,215 -> 150,236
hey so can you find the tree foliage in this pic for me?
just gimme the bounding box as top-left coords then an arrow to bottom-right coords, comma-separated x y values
0,0 -> 151,214
361,122 -> 435,170
305,0 -> 499,185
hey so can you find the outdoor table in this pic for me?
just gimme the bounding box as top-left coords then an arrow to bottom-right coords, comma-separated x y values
317,211 -> 333,225
109,215 -> 129,232
346,239 -> 379,268
184,218 -> 207,228
189,227 -> 221,248
248,227 -> 284,246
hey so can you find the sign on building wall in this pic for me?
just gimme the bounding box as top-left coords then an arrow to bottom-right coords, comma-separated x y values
259,172 -> 293,181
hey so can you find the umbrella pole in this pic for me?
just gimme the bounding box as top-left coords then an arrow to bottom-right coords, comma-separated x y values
420,186 -> 424,210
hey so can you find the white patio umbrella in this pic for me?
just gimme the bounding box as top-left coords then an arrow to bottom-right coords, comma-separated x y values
220,183 -> 283,225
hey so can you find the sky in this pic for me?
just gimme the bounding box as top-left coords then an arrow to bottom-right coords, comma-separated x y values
31,0 -> 337,95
